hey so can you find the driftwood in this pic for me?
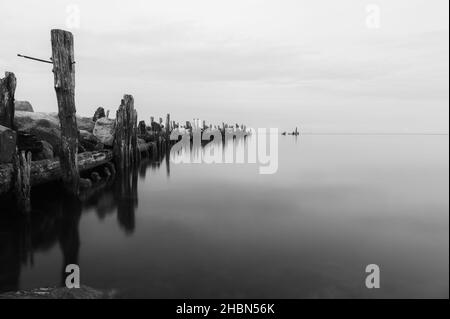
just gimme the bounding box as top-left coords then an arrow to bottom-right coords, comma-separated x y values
0,150 -> 113,196
0,72 -> 17,129
51,29 -> 80,195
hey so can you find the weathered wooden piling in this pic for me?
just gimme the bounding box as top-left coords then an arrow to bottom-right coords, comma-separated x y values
165,113 -> 171,134
12,149 -> 31,213
138,120 -> 147,136
51,29 -> 79,195
0,125 -> 16,163
0,72 -> 17,129
113,95 -> 138,171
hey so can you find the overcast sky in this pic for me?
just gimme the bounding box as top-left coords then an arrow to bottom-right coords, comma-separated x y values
1,0 -> 448,133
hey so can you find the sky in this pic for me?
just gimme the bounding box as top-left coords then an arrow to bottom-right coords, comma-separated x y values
0,0 -> 448,133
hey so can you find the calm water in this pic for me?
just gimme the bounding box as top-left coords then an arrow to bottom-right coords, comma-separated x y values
0,135 -> 448,298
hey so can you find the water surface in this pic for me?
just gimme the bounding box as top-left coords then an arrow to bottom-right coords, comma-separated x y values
0,135 -> 448,298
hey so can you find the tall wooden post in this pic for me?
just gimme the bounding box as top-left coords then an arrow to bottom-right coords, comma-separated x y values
0,72 -> 17,129
165,113 -> 171,135
114,95 -> 137,171
51,29 -> 79,195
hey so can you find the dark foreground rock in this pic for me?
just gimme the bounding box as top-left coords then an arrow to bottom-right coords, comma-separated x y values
33,140 -> 54,161
0,286 -> 119,299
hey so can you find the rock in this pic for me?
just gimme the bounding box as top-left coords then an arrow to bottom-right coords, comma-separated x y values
17,131 -> 43,154
14,100 -> 34,112
92,107 -> 105,122
77,116 -> 95,133
93,117 -> 115,147
33,140 -> 54,161
0,125 -> 16,163
14,111 -> 96,156
0,286 -> 118,299
79,130 -> 104,151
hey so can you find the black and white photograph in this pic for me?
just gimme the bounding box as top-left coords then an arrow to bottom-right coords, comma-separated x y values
0,0 -> 448,307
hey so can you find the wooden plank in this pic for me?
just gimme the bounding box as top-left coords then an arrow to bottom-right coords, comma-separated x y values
51,29 -> 80,195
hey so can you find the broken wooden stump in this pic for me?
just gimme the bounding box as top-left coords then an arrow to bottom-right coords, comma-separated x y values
0,72 -> 17,129
12,149 -> 31,214
113,95 -> 138,171
0,125 -> 17,163
51,29 -> 80,195
138,120 -> 147,136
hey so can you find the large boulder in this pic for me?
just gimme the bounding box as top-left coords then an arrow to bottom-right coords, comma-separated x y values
14,100 -> 34,112
14,111 -> 96,156
93,117 -> 115,147
79,129 -> 104,151
33,140 -> 54,161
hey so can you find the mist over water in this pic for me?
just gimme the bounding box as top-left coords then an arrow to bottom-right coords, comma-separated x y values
0,135 -> 448,298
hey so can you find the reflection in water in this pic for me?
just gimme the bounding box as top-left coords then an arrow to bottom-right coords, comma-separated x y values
0,188 -> 83,292
0,135 -> 448,298
0,135 -> 244,294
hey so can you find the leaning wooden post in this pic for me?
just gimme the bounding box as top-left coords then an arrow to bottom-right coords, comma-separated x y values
0,72 -> 17,129
51,29 -> 80,195
12,149 -> 32,214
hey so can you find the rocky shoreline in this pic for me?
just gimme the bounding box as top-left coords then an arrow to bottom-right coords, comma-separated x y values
0,286 -> 119,299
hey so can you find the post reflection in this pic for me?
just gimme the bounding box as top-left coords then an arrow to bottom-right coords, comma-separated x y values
0,133 -> 248,293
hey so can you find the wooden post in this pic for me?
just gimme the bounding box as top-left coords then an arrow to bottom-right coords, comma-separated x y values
166,113 -> 171,136
12,149 -> 32,214
138,120 -> 147,136
51,29 -> 79,195
0,72 -> 17,129
113,95 -> 137,171
131,109 -> 138,163
0,125 -> 17,163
